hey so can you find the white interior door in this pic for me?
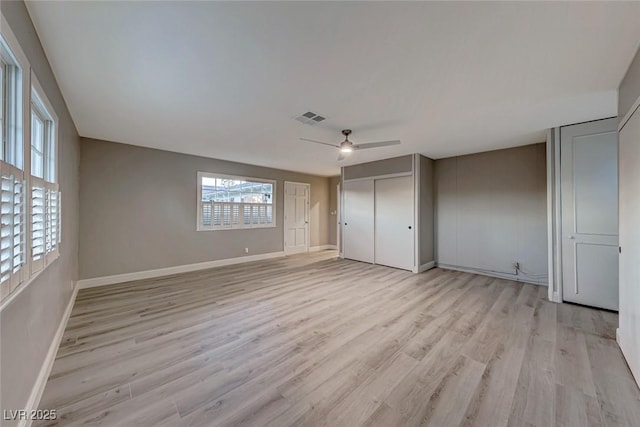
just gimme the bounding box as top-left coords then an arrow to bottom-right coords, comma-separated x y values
375,176 -> 414,270
343,179 -> 374,263
561,118 -> 618,310
284,182 -> 309,254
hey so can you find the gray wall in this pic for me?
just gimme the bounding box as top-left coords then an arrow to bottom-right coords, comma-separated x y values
0,1 -> 80,422
619,45 -> 640,122
419,155 -> 435,265
79,138 -> 333,279
435,143 -> 548,283
343,155 -> 412,180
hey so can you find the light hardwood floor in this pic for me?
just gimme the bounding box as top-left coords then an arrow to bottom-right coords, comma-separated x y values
36,251 -> 640,427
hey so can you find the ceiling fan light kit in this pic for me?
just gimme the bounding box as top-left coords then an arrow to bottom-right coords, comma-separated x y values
300,129 -> 401,161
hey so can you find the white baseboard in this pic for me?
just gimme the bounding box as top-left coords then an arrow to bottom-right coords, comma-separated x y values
617,327 -> 640,390
418,260 -> 436,273
436,263 -> 547,286
21,281 -> 79,427
284,247 -> 309,255
78,251 -> 287,289
309,245 -> 337,252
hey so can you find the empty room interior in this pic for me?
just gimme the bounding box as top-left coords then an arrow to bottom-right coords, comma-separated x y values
2,1 -> 640,426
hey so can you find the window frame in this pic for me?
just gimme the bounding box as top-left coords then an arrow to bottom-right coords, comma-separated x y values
0,12 -> 62,308
1,32 -> 24,170
30,72 -> 60,272
196,171 -> 276,231
31,75 -> 57,184
0,13 -> 30,306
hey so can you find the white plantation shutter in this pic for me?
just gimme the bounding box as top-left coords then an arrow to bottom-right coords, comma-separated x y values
50,188 -> 60,246
44,183 -> 59,261
30,178 -> 45,274
0,161 -> 25,298
200,202 -> 274,230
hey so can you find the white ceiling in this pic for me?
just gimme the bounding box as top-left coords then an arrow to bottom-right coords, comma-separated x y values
25,1 -> 640,176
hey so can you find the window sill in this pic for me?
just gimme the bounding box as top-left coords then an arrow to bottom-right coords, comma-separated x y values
197,224 -> 277,232
0,252 -> 60,311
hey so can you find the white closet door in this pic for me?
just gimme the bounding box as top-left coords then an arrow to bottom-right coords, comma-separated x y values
343,179 -> 374,263
375,176 -> 414,270
560,118 -> 618,310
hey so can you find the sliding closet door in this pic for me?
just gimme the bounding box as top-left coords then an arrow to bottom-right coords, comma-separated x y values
375,176 -> 414,270
343,179 -> 374,263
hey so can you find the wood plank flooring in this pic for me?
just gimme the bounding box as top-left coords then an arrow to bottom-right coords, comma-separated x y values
36,251 -> 640,426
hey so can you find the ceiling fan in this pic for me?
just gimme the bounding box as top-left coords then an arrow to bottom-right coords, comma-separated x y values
300,129 -> 401,161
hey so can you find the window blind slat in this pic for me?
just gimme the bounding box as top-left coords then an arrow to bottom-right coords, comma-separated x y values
31,183 -> 45,263
201,202 -> 274,230
1,162 -> 25,289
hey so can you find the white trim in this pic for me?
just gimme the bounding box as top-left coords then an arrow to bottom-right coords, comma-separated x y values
417,260 -> 435,273
546,129 -> 555,302
413,154 -> 420,273
617,328 -> 640,389
198,170 -> 277,185
77,251 -> 287,289
21,281 -> 79,427
339,168 -> 344,259
437,262 -> 548,286
283,181 -> 311,255
309,245 -> 337,252
284,247 -> 309,255
619,94 -> 640,132
0,13 -> 30,74
336,182 -> 341,254
553,128 -> 563,302
342,171 -> 412,183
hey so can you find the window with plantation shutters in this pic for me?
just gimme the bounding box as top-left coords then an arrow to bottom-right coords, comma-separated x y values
1,25 -> 63,306
1,30 -> 28,303
29,86 -> 59,276
197,172 -> 276,231
0,163 -> 25,299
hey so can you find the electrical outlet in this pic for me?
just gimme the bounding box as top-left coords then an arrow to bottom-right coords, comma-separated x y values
245,248 -> 249,254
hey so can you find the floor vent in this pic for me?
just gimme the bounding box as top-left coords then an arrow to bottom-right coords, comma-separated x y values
294,111 -> 326,126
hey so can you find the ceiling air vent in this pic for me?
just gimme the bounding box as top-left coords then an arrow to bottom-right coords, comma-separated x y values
294,111 -> 327,126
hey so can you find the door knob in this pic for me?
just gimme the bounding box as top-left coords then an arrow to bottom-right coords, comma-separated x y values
408,226 -> 412,229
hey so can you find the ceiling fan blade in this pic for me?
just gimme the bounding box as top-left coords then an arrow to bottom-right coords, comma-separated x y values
299,138 -> 340,149
353,140 -> 401,150
337,151 -> 350,161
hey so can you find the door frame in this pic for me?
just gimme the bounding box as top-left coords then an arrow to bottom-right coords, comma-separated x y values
546,117 -> 618,305
336,182 -> 341,255
283,181 -> 310,255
